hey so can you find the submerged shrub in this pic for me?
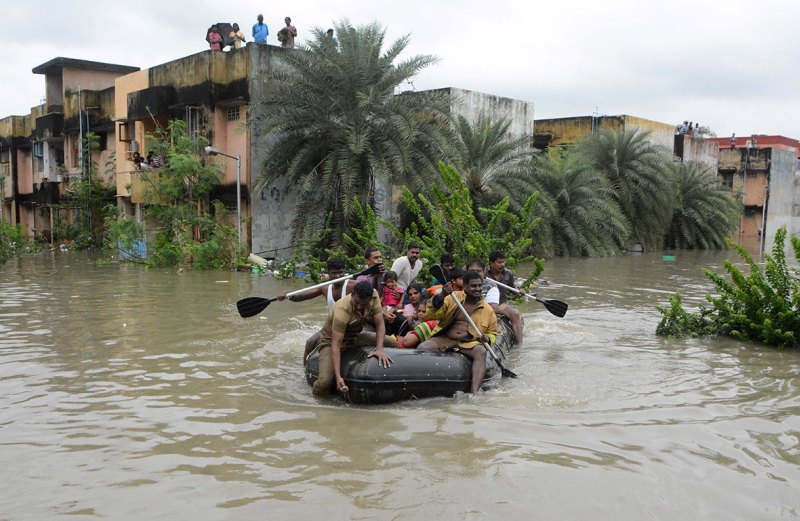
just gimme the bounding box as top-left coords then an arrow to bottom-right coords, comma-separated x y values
656,226 -> 800,348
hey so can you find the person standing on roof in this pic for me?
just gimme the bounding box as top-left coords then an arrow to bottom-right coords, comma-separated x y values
252,14 -> 269,44
207,25 -> 223,51
230,23 -> 246,49
279,17 -> 297,48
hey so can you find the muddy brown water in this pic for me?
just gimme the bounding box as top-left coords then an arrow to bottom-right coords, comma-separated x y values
1,251 -> 798,520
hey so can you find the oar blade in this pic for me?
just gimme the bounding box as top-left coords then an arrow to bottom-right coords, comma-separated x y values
429,264 -> 447,285
500,364 -> 518,378
540,298 -> 568,318
236,296 -> 274,318
357,262 -> 382,278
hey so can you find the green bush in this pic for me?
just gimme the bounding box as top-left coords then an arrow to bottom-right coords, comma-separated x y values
1,221 -> 23,265
389,162 -> 542,270
656,226 -> 800,347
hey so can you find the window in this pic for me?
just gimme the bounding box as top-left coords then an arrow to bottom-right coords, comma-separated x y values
72,137 -> 80,168
720,173 -> 734,189
95,132 -> 108,151
227,105 -> 240,121
187,107 -> 202,140
33,141 -> 44,158
118,122 -> 132,141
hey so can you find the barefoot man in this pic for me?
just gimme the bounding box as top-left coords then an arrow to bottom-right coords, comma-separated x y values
419,271 -> 500,394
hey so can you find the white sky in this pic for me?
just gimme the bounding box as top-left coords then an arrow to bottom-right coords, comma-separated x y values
3,0 -> 800,138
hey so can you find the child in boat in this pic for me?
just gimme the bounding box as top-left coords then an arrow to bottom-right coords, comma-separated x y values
426,268 -> 466,297
397,300 -> 437,349
382,271 -> 402,309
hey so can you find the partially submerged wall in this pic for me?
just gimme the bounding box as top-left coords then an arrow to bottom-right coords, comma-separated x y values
674,135 -> 719,172
764,148 -> 800,254
249,46 -> 405,258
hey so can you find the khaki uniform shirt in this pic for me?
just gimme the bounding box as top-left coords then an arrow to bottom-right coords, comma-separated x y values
319,290 -> 382,347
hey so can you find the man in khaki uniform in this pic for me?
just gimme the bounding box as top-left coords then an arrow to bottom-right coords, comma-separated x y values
312,281 -> 395,395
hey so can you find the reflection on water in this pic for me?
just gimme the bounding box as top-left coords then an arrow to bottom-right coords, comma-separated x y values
1,251 -> 798,520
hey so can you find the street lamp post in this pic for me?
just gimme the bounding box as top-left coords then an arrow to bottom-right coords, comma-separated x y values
204,146 -> 242,251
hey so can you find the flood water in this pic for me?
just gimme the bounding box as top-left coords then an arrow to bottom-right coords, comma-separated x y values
1,250 -> 798,520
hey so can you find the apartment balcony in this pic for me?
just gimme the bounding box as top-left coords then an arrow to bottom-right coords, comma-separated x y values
35,112 -> 64,141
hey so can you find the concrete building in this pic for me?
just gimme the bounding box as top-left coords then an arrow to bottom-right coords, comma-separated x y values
709,134 -> 800,167
114,44 -> 278,251
712,135 -> 800,253
3,47 -> 537,257
0,58 -> 138,239
717,146 -> 799,253
533,114 -> 719,171
425,87 -> 535,139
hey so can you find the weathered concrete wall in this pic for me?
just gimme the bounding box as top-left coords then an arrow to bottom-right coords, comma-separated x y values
445,87 -> 534,140
115,70 -> 149,122
17,148 -> 33,195
675,135 -> 719,171
44,73 -> 63,112
533,114 -> 675,153
619,115 -> 674,152
249,44 -> 302,257
718,147 -> 771,206
764,148 -> 800,253
63,87 -> 116,132
2,164 -> 11,200
62,68 -> 123,95
532,116 -> 595,147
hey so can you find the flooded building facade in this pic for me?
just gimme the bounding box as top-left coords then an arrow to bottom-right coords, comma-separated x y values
0,58 -> 138,240
716,143 -> 800,253
3,43 -> 539,256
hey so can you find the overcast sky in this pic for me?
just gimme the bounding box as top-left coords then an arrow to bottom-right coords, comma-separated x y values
3,0 -> 800,138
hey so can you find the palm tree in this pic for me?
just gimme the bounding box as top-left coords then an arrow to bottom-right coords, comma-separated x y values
251,20 -> 451,243
665,163 -> 740,249
445,114 -> 535,214
528,150 -> 629,256
578,128 -> 675,250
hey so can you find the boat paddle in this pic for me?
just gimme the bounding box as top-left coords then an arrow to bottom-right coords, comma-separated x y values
236,263 -> 382,318
430,264 -> 517,379
429,263 -> 448,285
485,278 -> 569,318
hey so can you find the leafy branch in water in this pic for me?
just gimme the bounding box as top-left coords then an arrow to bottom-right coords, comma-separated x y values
656,226 -> 800,347
392,162 -> 543,270
283,162 -> 547,285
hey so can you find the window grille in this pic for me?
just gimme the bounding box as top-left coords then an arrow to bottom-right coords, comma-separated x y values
227,105 -> 240,121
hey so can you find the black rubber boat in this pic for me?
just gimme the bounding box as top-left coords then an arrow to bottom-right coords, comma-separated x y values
305,316 -> 516,404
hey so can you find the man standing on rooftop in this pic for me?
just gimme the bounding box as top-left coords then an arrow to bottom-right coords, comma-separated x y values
253,14 -> 269,44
